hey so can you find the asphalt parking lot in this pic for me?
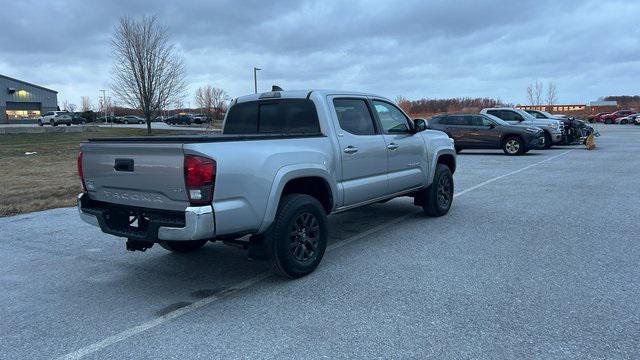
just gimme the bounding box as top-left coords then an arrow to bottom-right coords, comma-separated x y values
1,125 -> 638,359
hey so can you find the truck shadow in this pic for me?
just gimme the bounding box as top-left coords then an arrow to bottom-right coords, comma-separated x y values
84,198 -> 420,317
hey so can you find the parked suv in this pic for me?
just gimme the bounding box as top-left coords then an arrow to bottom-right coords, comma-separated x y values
524,110 -> 594,144
38,111 -> 72,126
428,113 -> 544,155
600,110 -> 635,124
480,108 -> 563,148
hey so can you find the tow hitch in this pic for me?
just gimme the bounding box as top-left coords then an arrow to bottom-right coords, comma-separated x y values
126,239 -> 154,252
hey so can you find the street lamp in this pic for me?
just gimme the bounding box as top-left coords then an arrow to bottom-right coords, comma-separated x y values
253,67 -> 262,94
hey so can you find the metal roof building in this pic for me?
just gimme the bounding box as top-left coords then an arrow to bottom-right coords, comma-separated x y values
0,74 -> 58,124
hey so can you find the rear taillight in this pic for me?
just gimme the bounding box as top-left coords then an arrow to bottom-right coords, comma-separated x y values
77,152 -> 86,191
184,155 -> 216,206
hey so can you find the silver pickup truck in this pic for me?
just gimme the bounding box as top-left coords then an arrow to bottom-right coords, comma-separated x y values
78,89 -> 457,278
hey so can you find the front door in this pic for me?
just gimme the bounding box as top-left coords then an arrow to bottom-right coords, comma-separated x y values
466,115 -> 501,148
371,99 -> 427,194
330,97 -> 389,207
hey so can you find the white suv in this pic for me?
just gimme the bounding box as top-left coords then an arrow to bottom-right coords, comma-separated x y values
38,111 -> 72,126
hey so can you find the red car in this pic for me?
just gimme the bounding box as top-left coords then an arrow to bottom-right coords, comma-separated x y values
589,112 -> 609,123
600,110 -> 635,124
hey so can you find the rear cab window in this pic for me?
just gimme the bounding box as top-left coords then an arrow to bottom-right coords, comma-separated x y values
224,99 -> 321,135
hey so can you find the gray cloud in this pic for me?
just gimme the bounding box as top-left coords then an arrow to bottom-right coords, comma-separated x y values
1,0 -> 639,107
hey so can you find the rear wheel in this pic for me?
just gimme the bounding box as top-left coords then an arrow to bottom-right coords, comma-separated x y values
38,120 -> 43,126
421,164 -> 454,217
50,120 -> 57,126
269,194 -> 328,278
503,136 -> 524,155
159,239 -> 208,253
454,145 -> 462,154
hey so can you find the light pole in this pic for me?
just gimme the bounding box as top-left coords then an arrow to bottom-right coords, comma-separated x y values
253,67 -> 262,94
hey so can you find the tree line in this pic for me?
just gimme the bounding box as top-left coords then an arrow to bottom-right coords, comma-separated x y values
396,96 -> 510,115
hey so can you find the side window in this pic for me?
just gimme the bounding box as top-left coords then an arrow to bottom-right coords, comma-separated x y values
468,115 -> 484,126
486,110 -> 499,118
372,101 -> 410,133
333,99 -> 376,135
437,116 -> 451,125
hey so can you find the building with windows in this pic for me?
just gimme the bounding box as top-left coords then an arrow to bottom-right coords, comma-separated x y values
0,74 -> 58,124
517,100 -> 618,115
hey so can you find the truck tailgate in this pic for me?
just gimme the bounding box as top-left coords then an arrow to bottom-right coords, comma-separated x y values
80,142 -> 189,211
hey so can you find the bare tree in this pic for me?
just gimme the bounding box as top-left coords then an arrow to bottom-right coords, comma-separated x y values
195,85 -> 214,118
526,81 -> 544,105
111,16 -> 186,134
67,103 -> 77,113
546,82 -> 558,106
81,96 -> 93,112
211,87 -> 230,119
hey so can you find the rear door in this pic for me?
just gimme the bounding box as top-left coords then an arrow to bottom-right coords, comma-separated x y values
330,97 -> 388,206
81,142 -> 190,211
370,99 -> 427,194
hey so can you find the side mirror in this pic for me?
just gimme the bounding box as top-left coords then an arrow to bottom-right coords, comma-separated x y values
413,118 -> 428,132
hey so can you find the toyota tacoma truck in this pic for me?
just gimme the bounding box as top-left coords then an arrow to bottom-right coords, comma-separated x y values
78,89 -> 456,278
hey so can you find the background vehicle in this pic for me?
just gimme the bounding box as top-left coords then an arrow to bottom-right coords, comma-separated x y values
428,113 -> 544,155
524,109 -> 593,144
588,112 -> 610,123
97,116 -> 122,123
121,115 -> 145,124
617,113 -> 640,124
38,111 -> 72,126
77,89 -> 457,278
600,110 -> 634,124
165,115 -> 193,125
480,108 -> 563,148
191,115 -> 207,124
71,114 -> 88,125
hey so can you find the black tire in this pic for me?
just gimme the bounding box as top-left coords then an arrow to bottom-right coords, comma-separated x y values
138,120 -> 144,124
542,132 -> 552,149
605,119 -> 612,124
454,145 -> 462,154
620,119 -> 628,125
503,136 -> 524,155
421,163 -> 454,217
66,123 -> 71,126
38,120 -> 43,127
269,194 -> 328,278
159,239 -> 208,253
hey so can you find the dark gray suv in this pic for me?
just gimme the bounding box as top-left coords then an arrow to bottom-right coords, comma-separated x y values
428,113 -> 545,155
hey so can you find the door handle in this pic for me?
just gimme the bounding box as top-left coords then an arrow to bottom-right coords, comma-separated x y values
387,143 -> 399,150
343,146 -> 359,154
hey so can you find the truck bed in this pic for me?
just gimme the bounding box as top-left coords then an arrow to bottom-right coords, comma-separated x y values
87,133 -> 324,143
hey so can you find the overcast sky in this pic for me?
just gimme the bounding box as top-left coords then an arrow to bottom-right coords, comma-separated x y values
1,0 -> 639,108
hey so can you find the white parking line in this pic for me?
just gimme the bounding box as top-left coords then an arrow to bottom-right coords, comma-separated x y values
55,149 -> 573,360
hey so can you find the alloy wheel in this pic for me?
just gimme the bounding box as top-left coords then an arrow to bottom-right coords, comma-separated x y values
437,174 -> 452,209
289,212 -> 320,263
505,139 -> 520,154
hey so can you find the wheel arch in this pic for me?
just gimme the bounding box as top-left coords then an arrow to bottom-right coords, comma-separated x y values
258,165 -> 337,234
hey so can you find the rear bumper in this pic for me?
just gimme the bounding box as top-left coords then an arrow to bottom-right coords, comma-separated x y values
77,193 -> 215,242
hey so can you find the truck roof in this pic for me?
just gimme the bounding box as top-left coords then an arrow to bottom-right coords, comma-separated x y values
235,89 -> 390,103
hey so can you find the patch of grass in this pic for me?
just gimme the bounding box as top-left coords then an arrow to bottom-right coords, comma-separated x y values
0,127 -> 207,217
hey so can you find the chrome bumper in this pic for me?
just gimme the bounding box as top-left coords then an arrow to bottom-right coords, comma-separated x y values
77,193 -> 215,241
